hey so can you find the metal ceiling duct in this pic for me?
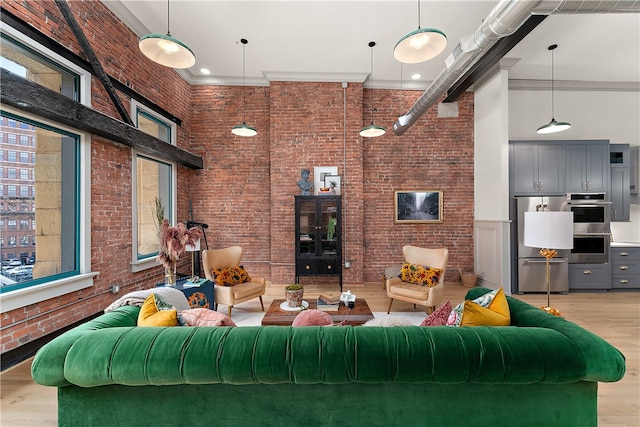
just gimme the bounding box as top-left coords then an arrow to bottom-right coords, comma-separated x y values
392,0 -> 640,136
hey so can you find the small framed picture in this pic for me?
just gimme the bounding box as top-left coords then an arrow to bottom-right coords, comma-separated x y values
394,190 -> 442,223
324,175 -> 341,195
313,166 -> 338,195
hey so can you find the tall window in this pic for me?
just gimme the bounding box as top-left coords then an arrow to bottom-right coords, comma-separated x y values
0,113 -> 80,292
1,24 -> 89,311
131,102 -> 176,269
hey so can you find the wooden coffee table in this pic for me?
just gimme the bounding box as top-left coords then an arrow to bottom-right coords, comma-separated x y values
261,298 -> 374,326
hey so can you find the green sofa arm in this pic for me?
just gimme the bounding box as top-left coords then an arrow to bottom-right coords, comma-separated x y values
31,305 -> 139,387
466,287 -> 626,383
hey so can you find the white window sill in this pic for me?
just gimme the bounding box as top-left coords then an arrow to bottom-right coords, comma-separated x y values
0,272 -> 99,313
130,257 -> 160,273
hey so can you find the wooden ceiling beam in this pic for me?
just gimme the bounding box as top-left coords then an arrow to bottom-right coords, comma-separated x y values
1,69 -> 203,169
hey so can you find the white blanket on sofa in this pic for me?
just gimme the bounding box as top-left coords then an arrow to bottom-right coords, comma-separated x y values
104,287 -> 190,313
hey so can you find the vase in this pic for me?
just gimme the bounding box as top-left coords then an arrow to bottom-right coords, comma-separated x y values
285,288 -> 304,307
165,265 -> 177,286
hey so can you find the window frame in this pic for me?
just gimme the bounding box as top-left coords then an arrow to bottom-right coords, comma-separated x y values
0,22 -> 94,313
129,100 -> 177,272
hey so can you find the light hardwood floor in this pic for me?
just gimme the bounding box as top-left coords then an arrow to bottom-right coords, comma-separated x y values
1,282 -> 639,426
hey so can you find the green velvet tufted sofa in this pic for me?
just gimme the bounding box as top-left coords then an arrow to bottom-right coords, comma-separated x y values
31,288 -> 625,427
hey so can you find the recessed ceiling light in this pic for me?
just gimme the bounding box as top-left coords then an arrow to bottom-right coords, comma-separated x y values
200,68 -> 211,75
411,73 -> 421,80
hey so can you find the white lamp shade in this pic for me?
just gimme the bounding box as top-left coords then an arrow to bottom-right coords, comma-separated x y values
231,123 -> 257,137
536,119 -> 572,134
359,124 -> 386,138
185,239 -> 201,252
139,34 -> 196,69
394,28 -> 447,64
524,211 -> 573,249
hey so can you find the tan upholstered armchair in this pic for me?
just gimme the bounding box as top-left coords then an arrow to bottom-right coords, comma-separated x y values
386,245 -> 449,314
201,246 -> 265,317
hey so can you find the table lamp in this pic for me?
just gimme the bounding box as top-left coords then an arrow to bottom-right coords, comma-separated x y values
185,239 -> 201,282
524,211 -> 573,316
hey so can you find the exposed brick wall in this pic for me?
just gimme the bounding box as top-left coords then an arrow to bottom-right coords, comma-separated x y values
1,0 -> 474,355
188,85 -> 272,277
362,89 -> 475,281
1,0 -> 195,354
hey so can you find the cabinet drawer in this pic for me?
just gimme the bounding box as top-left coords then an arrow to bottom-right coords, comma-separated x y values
297,258 -> 340,275
611,275 -> 640,289
569,264 -> 610,290
611,247 -> 640,261
612,260 -> 639,276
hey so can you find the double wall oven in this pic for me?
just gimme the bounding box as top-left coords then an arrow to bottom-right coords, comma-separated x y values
564,193 -> 611,263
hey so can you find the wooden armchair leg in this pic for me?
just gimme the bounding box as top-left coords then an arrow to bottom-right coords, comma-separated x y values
228,306 -> 232,318
387,298 -> 394,314
259,296 -> 264,311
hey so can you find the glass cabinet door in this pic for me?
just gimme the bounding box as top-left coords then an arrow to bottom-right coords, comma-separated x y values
320,200 -> 339,256
297,199 -> 316,255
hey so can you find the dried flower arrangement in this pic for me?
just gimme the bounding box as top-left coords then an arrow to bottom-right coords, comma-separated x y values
156,218 -> 203,270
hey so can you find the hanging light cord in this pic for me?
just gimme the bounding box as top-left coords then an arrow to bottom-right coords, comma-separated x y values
242,39 -> 247,124
416,0 -> 422,29
550,45 -> 556,120
369,41 -> 376,123
166,0 -> 171,36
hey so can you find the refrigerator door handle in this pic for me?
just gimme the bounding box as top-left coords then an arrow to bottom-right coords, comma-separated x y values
523,259 -> 567,264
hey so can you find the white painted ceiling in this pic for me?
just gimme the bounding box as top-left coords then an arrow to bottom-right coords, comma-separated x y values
104,1 -> 640,90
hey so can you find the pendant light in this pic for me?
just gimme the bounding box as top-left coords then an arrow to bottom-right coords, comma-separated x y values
394,0 -> 447,64
139,0 -> 196,69
360,41 -> 386,138
537,44 -> 571,134
231,38 -> 257,137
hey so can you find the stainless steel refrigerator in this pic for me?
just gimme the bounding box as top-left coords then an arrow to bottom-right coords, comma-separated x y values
514,196 -> 569,294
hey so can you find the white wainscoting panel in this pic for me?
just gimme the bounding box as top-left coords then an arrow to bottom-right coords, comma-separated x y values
474,220 -> 512,295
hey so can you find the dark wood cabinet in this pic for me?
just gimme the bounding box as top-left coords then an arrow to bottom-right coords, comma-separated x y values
295,196 -> 342,291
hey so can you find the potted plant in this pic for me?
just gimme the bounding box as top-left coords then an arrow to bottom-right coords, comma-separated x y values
285,284 -> 304,307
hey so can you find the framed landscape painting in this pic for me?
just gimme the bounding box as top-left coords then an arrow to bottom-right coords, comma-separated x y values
394,190 -> 443,223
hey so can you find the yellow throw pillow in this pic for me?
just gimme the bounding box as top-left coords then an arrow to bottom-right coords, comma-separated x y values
400,262 -> 443,287
138,293 -> 179,327
461,287 -> 510,326
447,287 -> 511,327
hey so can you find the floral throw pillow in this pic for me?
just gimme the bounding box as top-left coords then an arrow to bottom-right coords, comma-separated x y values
420,301 -> 452,326
210,265 -> 251,286
400,262 -> 443,287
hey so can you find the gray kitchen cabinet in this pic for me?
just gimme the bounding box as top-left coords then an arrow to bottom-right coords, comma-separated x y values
610,144 -> 630,221
569,263 -> 611,290
565,141 -> 609,193
611,246 -> 640,289
509,142 -> 565,196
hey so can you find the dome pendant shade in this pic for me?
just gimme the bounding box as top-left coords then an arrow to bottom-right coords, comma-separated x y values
536,44 -> 571,135
231,122 -> 257,137
393,28 -> 447,63
139,34 -> 196,69
360,123 -> 386,138
231,38 -> 257,137
536,119 -> 571,135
